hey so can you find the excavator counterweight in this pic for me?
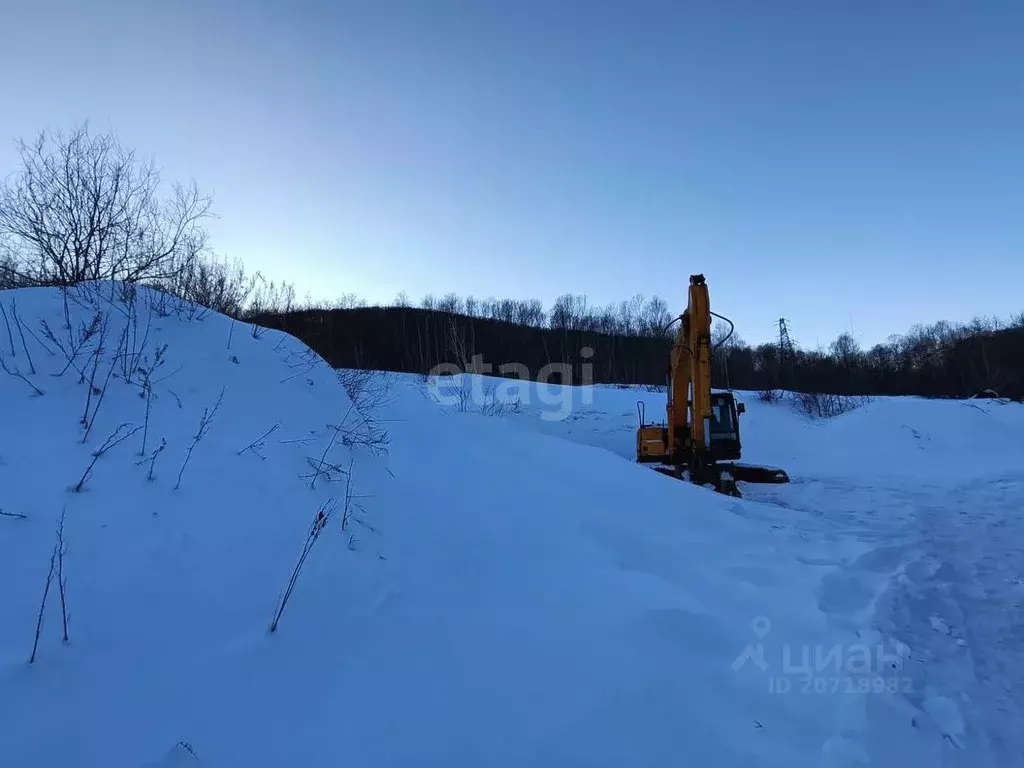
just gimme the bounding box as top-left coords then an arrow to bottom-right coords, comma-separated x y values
636,274 -> 789,495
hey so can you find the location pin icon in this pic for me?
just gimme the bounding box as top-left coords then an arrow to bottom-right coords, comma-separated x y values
752,616 -> 771,639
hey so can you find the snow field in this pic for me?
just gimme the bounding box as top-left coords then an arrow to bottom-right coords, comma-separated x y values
1,284 -> 1021,766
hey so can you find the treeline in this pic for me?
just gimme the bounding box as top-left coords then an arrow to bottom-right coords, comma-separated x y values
298,289 -> 676,338
250,296 -> 1024,402
250,304 -> 673,387
712,321 -> 1024,401
248,289 -> 682,387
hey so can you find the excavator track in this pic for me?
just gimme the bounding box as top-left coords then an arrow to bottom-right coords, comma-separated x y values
720,463 -> 790,484
648,462 -> 789,497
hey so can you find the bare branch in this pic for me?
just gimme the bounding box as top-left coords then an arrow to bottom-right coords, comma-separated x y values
174,387 -> 225,490
29,543 -> 58,663
237,423 -> 280,458
269,499 -> 338,633
55,507 -> 70,644
80,313 -> 111,427
82,320 -> 126,442
0,302 -> 15,355
309,406 -> 353,490
0,348 -> 43,395
136,437 -> 167,482
10,298 -> 35,373
73,422 -> 142,492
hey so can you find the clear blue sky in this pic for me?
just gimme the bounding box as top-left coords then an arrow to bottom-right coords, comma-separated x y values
2,0 -> 1022,345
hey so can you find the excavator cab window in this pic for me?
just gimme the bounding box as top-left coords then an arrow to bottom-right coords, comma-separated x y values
709,394 -> 739,441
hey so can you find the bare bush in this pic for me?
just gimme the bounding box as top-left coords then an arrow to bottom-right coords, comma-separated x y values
758,388 -> 781,403
159,253 -> 257,320
0,124 -> 212,286
244,274 -> 296,319
791,391 -> 870,419
480,383 -> 521,416
445,374 -> 472,412
337,368 -> 393,415
336,367 -> 392,454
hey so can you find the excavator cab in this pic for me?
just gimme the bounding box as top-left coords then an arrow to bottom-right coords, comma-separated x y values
707,391 -> 741,462
635,391 -> 740,464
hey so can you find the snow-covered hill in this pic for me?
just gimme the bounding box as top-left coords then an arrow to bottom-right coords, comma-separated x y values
1,285 -> 1021,767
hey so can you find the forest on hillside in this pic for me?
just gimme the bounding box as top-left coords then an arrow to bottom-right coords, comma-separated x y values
1,124 -> 1022,402
249,294 -> 1024,402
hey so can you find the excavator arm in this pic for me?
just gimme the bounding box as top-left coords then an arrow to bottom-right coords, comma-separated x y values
664,275 -> 708,458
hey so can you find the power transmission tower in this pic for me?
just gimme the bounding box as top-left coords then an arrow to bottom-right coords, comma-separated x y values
777,318 -> 796,390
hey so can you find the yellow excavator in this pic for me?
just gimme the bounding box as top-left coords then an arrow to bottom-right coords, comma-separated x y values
636,274 -> 789,495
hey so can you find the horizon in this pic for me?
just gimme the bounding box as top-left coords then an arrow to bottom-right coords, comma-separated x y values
2,0 -> 1022,346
